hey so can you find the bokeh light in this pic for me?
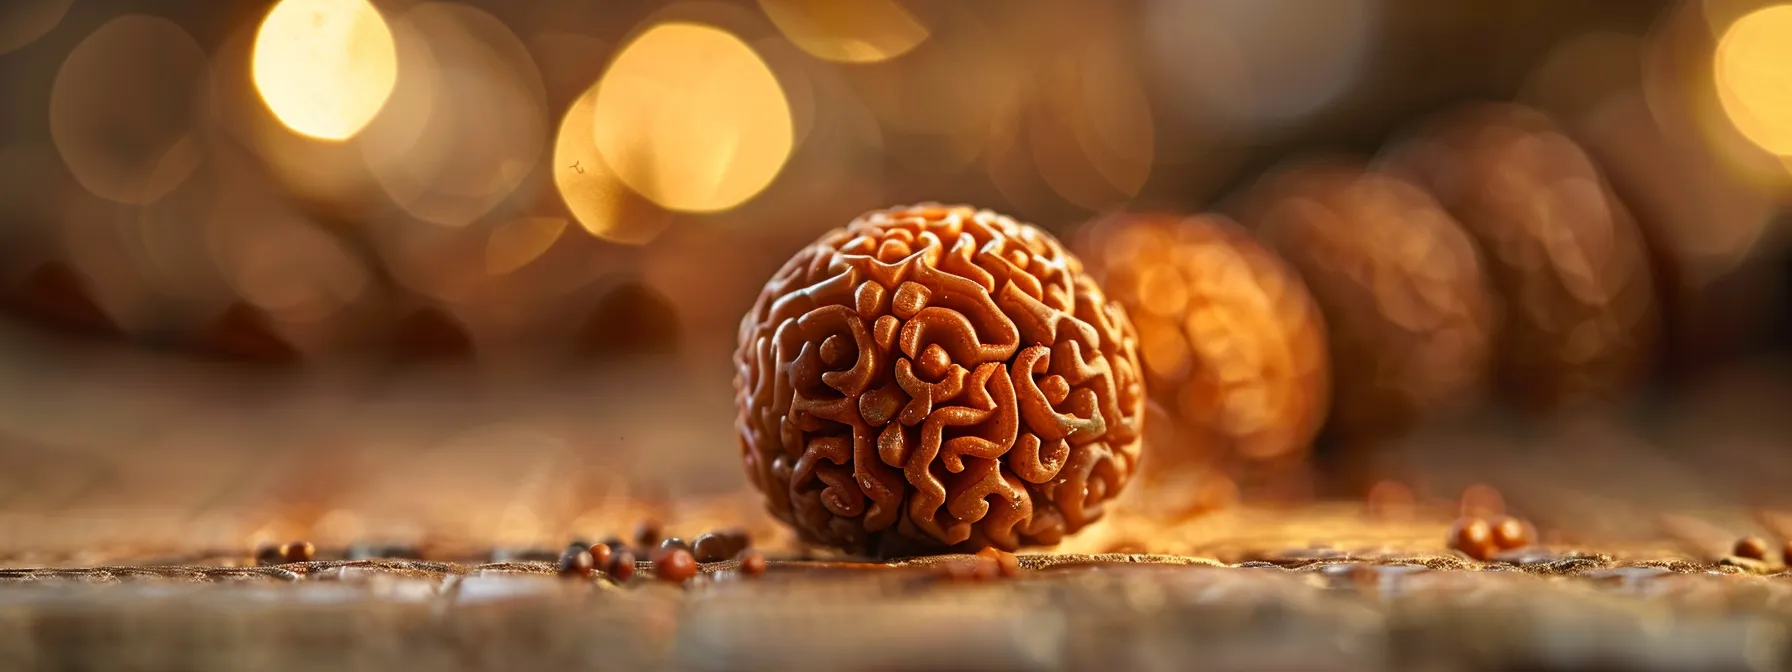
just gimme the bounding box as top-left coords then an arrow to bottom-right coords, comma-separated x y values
486,217 -> 568,276
553,84 -> 645,243
49,15 -> 207,206
360,2 -> 548,228
251,0 -> 398,141
0,0 -> 73,55
591,22 -> 793,213
1714,4 -> 1792,156
758,0 -> 929,63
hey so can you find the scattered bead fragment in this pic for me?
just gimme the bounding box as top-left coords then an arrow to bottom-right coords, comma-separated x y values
609,551 -> 637,581
1489,516 -> 1535,550
1734,536 -> 1770,562
634,520 -> 662,549
693,533 -> 747,563
652,547 -> 697,583
737,550 -> 767,577
557,548 -> 595,578
1449,517 -> 1497,561
253,543 -> 284,566
281,540 -> 315,564
589,543 -> 613,572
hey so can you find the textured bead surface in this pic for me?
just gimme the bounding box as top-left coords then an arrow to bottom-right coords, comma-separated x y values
734,204 -> 1146,553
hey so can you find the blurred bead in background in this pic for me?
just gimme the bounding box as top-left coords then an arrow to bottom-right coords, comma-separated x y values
1232,161 -> 1497,490
1074,213 -> 1328,503
1380,103 -> 1661,411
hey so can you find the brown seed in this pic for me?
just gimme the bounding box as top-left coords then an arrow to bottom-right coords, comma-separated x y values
633,520 -> 662,549
1449,517 -> 1497,561
693,533 -> 747,563
281,540 -> 315,563
588,543 -> 613,571
658,537 -> 691,554
557,548 -> 595,578
1489,516 -> 1534,550
653,547 -> 697,583
975,547 -> 1021,578
608,551 -> 636,581
253,543 -> 284,566
737,550 -> 767,577
1734,536 -> 1770,561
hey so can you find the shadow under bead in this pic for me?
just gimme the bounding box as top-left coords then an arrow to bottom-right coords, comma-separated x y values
733,203 -> 1147,555
1232,161 -> 1496,468
1380,103 -> 1660,411
1072,213 -> 1330,497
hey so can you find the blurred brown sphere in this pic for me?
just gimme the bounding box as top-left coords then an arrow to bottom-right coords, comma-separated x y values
734,204 -> 1146,554
1236,161 -> 1496,446
1381,103 -> 1660,410
1072,213 -> 1328,481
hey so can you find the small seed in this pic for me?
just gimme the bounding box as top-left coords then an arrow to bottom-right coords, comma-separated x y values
633,520 -> 663,549
588,543 -> 613,572
693,533 -> 746,563
281,540 -> 315,563
653,547 -> 697,583
253,543 -> 284,566
1734,536 -> 1770,561
738,550 -> 767,577
609,551 -> 636,581
1448,517 -> 1496,561
557,548 -> 595,578
1489,516 -> 1534,550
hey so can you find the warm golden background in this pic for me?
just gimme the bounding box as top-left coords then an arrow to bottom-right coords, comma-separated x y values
0,0 -> 1790,557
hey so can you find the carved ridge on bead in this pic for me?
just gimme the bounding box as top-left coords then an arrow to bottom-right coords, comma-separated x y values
734,204 -> 1145,553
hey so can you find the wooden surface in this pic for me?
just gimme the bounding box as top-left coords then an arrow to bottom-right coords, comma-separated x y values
3,331 -> 1792,670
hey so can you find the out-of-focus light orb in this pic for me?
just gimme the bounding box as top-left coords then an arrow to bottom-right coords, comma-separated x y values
251,0 -> 398,141
0,0 -> 73,55
554,85 -> 650,243
1714,4 -> 1792,156
50,15 -> 207,205
758,0 -> 929,63
592,22 -> 793,213
359,2 -> 548,228
486,217 -> 566,275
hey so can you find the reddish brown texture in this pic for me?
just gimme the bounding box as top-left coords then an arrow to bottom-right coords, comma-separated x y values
1073,213 -> 1329,484
1381,103 -> 1660,410
734,204 -> 1146,554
